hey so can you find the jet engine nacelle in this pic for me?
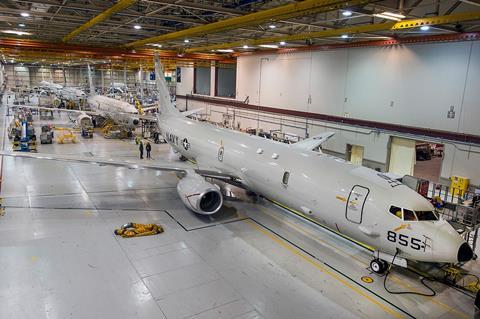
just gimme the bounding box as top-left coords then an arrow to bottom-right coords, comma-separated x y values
177,173 -> 223,215
130,117 -> 140,127
76,114 -> 93,127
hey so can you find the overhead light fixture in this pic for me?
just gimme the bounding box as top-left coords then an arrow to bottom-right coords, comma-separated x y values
2,30 -> 31,36
18,23 -> 25,27
382,12 -> 406,19
133,25 -> 142,30
242,45 -> 249,49
374,11 -> 405,21
217,49 -> 234,53
420,25 -> 430,31
341,34 -> 349,39
147,43 -> 162,48
184,39 -> 190,43
259,44 -> 278,49
268,24 -> 276,29
20,12 -> 30,17
342,10 -> 352,17
279,41 -> 286,46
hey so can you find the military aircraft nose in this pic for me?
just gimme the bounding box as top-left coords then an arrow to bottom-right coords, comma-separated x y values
458,242 -> 474,262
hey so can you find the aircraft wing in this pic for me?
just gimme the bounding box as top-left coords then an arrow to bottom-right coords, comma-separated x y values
19,105 -> 99,116
0,151 -> 193,172
290,131 -> 335,151
139,114 -> 157,122
141,105 -> 158,112
0,151 -> 240,180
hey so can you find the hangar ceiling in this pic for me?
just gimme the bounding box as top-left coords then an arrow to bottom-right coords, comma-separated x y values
0,0 -> 479,65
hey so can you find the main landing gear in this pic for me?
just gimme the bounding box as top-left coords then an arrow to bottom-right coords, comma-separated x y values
370,259 -> 389,274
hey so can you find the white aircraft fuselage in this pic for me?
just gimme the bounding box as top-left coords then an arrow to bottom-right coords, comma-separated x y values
39,81 -> 86,101
87,95 -> 140,128
156,108 -> 472,265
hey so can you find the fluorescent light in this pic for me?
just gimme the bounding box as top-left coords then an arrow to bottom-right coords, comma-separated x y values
342,10 -> 352,17
217,49 -> 234,53
20,12 -> 30,17
341,34 -> 349,39
268,24 -> 276,29
373,13 -> 401,21
259,44 -> 278,49
18,23 -> 25,27
382,11 -> 406,19
279,41 -> 286,46
420,25 -> 430,31
242,45 -> 249,49
2,30 -> 32,36
147,43 -> 162,47
133,25 -> 142,30
184,39 -> 189,43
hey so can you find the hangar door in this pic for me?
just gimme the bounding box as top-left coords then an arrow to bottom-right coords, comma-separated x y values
388,137 -> 416,177
345,185 -> 369,224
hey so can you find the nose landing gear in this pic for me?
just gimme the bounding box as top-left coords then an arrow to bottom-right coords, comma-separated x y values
370,259 -> 388,274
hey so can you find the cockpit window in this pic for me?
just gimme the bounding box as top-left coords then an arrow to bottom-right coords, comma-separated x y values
403,209 -> 418,221
415,210 -> 438,221
389,206 -> 402,219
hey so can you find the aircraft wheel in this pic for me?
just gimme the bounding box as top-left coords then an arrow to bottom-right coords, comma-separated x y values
370,259 -> 387,274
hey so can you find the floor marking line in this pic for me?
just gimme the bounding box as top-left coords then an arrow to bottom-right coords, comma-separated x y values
258,206 -> 368,266
261,200 -> 471,318
244,219 -> 408,319
386,275 -> 470,319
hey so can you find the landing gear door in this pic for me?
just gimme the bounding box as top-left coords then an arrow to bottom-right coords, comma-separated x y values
345,185 -> 369,224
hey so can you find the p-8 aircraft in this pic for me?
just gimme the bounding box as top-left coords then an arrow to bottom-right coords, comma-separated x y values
27,66 -> 152,129
3,55 -> 473,274
38,81 -> 86,101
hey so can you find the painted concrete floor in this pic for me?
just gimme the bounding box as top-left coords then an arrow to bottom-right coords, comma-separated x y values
0,100 -> 478,319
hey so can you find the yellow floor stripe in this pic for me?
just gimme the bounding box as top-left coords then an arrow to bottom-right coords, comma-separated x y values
244,219 -> 405,319
386,275 -> 469,319
254,207 -> 469,319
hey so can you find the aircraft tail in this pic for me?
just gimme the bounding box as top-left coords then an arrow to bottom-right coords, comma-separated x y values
87,64 -> 95,96
154,53 -> 179,117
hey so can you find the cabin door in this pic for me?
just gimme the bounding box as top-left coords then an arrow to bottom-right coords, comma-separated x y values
345,185 -> 369,224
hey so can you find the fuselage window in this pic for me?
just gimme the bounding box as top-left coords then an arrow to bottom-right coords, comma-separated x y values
415,210 -> 438,221
403,209 -> 418,221
282,171 -> 290,186
389,206 -> 402,219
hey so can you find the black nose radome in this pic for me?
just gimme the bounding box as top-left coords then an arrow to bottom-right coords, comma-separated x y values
458,243 -> 474,262
133,119 -> 139,126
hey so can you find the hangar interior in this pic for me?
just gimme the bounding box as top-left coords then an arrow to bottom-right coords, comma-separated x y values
1,0 -> 480,318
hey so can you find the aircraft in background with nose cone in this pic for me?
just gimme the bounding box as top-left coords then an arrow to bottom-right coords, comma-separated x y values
4,54 -> 474,274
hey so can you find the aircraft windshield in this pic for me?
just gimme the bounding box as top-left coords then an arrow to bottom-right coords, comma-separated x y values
415,210 -> 438,221
389,206 -> 438,221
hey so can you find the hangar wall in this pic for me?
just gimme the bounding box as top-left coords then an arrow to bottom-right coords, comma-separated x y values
2,65 -> 138,90
176,40 -> 480,185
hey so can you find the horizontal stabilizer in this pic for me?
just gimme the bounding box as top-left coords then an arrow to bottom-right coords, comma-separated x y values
291,132 -> 335,151
182,107 -> 204,117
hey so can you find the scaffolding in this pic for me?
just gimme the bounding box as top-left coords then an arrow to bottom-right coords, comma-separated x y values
402,175 -> 480,254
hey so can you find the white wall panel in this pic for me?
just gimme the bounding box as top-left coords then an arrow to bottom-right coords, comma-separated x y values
258,53 -> 310,110
460,41 -> 480,135
309,50 -> 348,115
176,67 -> 194,95
344,43 -> 471,132
236,55 -> 260,104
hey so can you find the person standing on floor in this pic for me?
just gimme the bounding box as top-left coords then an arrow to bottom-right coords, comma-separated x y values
146,141 -> 152,159
139,141 -> 144,159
